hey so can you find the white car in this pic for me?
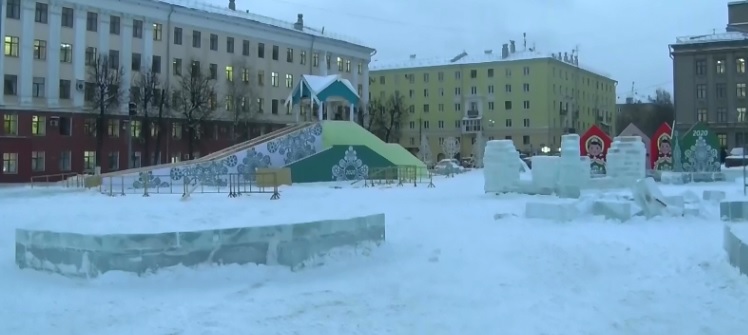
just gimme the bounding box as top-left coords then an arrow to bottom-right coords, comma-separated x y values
433,159 -> 465,175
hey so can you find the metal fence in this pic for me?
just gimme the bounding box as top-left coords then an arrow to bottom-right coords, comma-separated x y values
30,172 -> 86,189
99,172 -> 281,199
356,166 -> 435,188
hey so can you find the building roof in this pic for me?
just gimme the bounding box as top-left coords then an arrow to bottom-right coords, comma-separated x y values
673,31 -> 748,45
157,0 -> 366,47
369,50 -> 612,79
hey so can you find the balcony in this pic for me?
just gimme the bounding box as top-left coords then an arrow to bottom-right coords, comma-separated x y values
461,118 -> 482,134
466,109 -> 480,118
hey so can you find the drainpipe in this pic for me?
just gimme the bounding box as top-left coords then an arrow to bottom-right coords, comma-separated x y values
164,5 -> 175,161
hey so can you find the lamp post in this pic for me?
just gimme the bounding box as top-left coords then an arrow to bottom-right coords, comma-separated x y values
128,102 -> 137,168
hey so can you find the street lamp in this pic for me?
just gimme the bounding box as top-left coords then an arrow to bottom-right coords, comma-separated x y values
541,146 -> 550,154
128,101 -> 137,168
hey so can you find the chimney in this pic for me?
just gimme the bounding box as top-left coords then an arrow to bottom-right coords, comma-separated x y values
484,49 -> 492,55
574,55 -> 578,65
510,40 -> 516,53
563,52 -> 568,62
294,14 -> 303,31
409,54 -> 416,59
557,52 -> 562,60
501,44 -> 509,59
228,0 -> 235,10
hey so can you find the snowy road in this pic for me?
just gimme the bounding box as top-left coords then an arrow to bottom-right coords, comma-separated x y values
2,172 -> 747,334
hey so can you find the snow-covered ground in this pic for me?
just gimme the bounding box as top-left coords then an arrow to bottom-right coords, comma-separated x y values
2,171 -> 748,335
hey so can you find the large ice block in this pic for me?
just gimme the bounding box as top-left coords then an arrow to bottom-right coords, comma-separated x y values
530,156 -> 559,192
607,136 -> 646,185
556,134 -> 583,198
484,140 -> 521,193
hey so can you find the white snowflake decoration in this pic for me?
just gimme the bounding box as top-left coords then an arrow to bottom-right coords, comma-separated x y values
683,137 -> 719,172
331,146 -> 370,181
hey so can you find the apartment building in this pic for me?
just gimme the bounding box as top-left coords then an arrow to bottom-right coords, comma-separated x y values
369,42 -> 616,159
670,1 -> 748,150
0,0 -> 374,182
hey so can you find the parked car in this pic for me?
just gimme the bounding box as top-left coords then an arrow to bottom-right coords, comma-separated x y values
433,159 -> 465,175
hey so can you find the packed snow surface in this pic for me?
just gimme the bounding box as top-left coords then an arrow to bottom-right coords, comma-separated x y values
1,171 -> 748,335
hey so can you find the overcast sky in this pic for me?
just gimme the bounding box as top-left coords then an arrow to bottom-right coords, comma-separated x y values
208,0 -> 730,102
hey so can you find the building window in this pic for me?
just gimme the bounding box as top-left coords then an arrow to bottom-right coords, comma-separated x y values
108,152 -> 119,170
6,0 -> 20,19
35,3 -> 48,23
739,107 -> 747,122
153,23 -> 162,41
716,83 -> 726,98
33,40 -> 46,60
132,20 -> 143,38
4,36 -> 19,57
505,84 -> 511,92
271,72 -> 279,87
60,43 -> 72,62
2,153 -> 18,174
108,50 -> 119,69
4,75 -> 17,95
717,107 -> 727,122
109,15 -> 120,35
718,133 -> 727,147
108,119 -> 120,137
505,119 -> 512,127
171,122 -> 182,139
312,52 -> 319,67
738,83 -> 747,98
3,114 -> 18,135
192,30 -> 201,48
696,108 -> 708,122
209,63 -> 217,79
131,53 -> 141,71
226,37 -> 234,53
85,47 -> 97,65
523,100 -> 530,109
172,58 -> 181,75
59,80 -> 71,99
523,66 -> 530,75
523,135 -> 530,145
131,120 -> 142,138
716,59 -> 726,74
225,66 -> 234,81
61,7 -> 74,27
272,45 -> 279,60
152,55 -> 161,73
32,77 -> 45,98
209,34 -> 218,50
172,26 -> 181,44
488,69 -> 494,77
83,151 -> 96,171
286,48 -> 293,62
271,99 -> 279,115
59,151 -> 72,171
242,40 -> 249,56
738,58 -> 746,74
86,12 -> 97,32
285,74 -> 293,88
696,84 -> 707,99
31,151 -> 45,172
257,43 -> 265,58
523,118 -> 530,127
345,59 -> 351,72
695,59 -> 706,75
523,83 -> 530,92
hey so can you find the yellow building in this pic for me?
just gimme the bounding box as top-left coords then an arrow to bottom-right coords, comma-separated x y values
369,43 -> 616,159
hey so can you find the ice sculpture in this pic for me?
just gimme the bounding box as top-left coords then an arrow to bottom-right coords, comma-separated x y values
606,136 -> 646,185
484,140 -> 520,193
556,134 -> 584,198
530,156 -> 559,192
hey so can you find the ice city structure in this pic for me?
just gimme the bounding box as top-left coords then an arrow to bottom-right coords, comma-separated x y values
484,134 -> 665,222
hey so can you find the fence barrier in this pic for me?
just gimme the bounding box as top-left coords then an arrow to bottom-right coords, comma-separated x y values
30,172 -> 85,189
357,165 -> 435,188
98,172 -> 281,200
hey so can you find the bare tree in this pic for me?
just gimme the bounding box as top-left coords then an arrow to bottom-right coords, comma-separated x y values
418,133 -> 433,166
473,132 -> 485,168
442,137 -> 460,160
88,53 -> 123,169
172,61 -> 217,160
131,67 -> 162,165
359,93 -> 409,143
224,61 -> 259,143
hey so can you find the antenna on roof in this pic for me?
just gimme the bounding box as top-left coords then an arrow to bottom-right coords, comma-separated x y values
523,33 -> 527,51
321,27 -> 325,35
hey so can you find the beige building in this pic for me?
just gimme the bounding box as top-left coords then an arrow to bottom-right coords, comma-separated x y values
0,0 -> 374,121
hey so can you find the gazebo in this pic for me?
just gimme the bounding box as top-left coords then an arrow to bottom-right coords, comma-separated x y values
284,74 -> 360,122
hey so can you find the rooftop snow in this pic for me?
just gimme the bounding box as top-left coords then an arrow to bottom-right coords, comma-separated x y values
369,50 -> 612,79
157,0 -> 366,47
674,31 -> 748,45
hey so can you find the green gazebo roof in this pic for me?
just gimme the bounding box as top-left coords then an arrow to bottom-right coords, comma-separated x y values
285,74 -> 360,107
